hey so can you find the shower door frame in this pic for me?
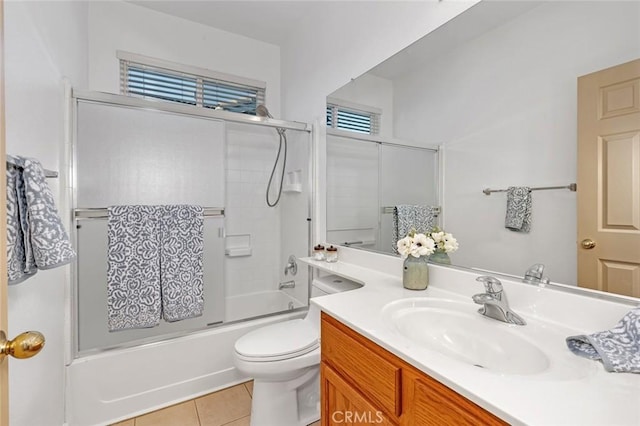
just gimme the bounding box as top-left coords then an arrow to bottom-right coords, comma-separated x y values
67,90 -> 314,358
325,128 -> 442,253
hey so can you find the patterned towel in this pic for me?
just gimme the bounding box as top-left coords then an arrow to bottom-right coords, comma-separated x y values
107,205 -> 162,331
160,205 -> 204,322
566,307 -> 640,373
6,155 -> 76,285
505,186 -> 532,233
392,205 -> 437,253
107,205 -> 204,331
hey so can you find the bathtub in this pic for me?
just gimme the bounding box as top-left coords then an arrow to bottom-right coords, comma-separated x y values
66,307 -> 306,425
225,290 -> 306,322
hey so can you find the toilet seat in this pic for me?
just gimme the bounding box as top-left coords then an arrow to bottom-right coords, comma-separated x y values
235,319 -> 319,362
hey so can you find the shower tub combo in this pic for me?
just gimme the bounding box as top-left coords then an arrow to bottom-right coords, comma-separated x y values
66,92 -> 312,425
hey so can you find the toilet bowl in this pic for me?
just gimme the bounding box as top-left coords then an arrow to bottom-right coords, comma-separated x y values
233,274 -> 361,426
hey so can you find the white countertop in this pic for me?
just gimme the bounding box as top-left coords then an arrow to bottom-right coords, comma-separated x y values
301,251 -> 640,425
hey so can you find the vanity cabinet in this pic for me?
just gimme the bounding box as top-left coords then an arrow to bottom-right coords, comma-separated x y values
320,312 -> 506,426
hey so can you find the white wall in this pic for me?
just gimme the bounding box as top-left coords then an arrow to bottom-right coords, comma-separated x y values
4,1 -> 87,425
87,1 -> 282,116
393,1 -> 640,285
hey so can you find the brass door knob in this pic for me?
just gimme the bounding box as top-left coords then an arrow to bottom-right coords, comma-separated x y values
580,239 -> 596,250
0,330 -> 45,360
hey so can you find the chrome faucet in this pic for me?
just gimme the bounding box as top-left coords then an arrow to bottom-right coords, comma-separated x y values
522,263 -> 549,285
472,276 -> 526,326
278,280 -> 296,290
284,255 -> 298,276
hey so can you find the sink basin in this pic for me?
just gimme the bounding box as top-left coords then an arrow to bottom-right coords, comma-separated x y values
382,298 -> 550,375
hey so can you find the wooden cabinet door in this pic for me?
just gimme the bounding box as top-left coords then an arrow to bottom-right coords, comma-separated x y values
402,369 -> 505,426
321,363 -> 395,426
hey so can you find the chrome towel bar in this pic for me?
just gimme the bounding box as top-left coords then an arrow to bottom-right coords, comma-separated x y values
381,206 -> 441,215
73,207 -> 225,219
483,183 -> 576,196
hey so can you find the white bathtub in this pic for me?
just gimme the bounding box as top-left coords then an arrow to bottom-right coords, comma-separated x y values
66,307 -> 306,425
225,290 -> 306,322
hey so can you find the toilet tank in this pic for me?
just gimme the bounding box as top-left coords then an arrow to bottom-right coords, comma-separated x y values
311,274 -> 361,298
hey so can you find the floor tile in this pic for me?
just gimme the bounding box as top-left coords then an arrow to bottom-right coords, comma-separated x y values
244,381 -> 253,397
196,384 -> 252,426
223,416 -> 251,426
110,420 -> 135,426
135,400 -> 199,426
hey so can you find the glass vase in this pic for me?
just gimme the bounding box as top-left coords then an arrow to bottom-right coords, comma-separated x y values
402,256 -> 429,290
429,251 -> 451,265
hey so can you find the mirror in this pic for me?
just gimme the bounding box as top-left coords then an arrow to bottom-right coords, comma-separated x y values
326,1 -> 640,293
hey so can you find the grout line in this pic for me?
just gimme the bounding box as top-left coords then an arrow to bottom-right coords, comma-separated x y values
242,380 -> 253,399
220,415 -> 251,426
192,399 -> 202,426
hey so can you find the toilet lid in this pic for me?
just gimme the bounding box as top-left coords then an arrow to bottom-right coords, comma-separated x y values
235,319 -> 319,361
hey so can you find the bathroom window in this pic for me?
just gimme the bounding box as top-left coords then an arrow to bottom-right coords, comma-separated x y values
326,101 -> 380,135
118,51 -> 266,115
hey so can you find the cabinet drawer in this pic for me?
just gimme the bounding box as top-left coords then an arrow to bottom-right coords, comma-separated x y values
321,313 -> 401,419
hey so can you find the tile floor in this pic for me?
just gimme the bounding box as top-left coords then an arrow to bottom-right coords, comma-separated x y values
112,381 -> 321,426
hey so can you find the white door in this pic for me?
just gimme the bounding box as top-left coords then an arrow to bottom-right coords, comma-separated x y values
0,4 -> 46,423
1,3 -> 8,422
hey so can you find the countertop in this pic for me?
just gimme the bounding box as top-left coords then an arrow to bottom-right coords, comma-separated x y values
300,252 -> 640,425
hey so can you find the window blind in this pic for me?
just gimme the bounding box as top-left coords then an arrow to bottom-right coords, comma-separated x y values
326,104 -> 380,135
121,60 -> 265,115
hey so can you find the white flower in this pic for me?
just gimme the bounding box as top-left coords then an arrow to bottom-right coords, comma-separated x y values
443,236 -> 459,253
410,233 -> 435,257
431,231 -> 445,243
396,236 -> 413,259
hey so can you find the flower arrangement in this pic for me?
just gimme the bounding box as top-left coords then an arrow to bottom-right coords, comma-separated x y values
396,227 -> 459,259
396,231 -> 435,259
429,227 -> 459,254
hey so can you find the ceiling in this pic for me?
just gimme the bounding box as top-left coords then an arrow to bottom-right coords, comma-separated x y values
367,1 -> 542,80
132,1 -> 543,83
130,0 -> 346,46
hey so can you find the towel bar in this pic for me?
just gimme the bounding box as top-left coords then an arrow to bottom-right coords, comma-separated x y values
483,183 -> 577,196
44,169 -> 58,178
382,206 -> 441,215
73,207 -> 225,219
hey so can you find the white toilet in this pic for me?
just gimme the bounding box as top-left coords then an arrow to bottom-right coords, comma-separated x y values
234,274 -> 361,426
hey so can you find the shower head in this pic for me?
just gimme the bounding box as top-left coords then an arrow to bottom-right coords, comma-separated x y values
256,104 -> 273,119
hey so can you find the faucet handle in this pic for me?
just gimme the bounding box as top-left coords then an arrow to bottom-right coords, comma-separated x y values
476,276 -> 503,294
523,263 -> 545,283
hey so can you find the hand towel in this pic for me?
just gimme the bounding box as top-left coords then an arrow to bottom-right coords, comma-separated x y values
392,205 -> 437,253
6,155 -> 76,285
505,186 -> 532,233
107,205 -> 162,331
566,307 -> 640,373
160,205 -> 204,322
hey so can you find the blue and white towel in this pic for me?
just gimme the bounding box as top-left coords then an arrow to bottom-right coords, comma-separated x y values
566,307 -> 640,373
160,205 -> 204,322
505,186 -> 532,233
107,205 -> 204,331
6,155 -> 76,285
392,205 -> 437,253
107,205 -> 162,331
